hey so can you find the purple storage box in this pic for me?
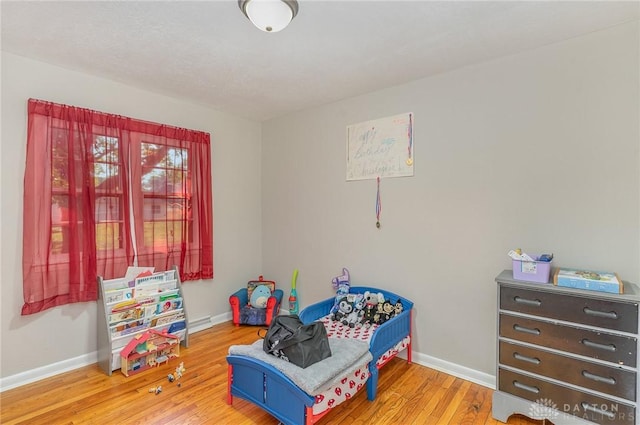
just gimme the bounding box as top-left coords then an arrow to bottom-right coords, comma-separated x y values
512,257 -> 552,283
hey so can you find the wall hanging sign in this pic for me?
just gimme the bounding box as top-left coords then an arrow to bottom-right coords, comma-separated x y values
346,112 -> 414,181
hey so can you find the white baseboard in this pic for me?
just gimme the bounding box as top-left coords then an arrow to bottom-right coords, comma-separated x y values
1,317 -> 496,394
189,315 -> 213,333
412,351 -> 496,389
0,351 -> 99,392
0,315 -> 223,392
210,312 -> 232,326
188,313 -> 231,332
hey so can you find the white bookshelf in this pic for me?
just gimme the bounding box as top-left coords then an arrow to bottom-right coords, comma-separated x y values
97,265 -> 189,375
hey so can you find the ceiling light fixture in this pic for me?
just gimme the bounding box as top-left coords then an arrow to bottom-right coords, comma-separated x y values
238,0 -> 299,33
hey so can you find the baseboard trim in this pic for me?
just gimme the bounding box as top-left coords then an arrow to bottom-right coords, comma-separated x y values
1,318 -> 496,394
189,315 -> 213,333
0,352 -> 99,392
188,313 -> 231,332
0,315 -> 226,392
210,312 -> 232,326
412,351 -> 496,389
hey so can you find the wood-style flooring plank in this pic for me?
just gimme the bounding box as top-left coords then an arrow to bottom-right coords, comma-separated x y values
1,321 -> 543,425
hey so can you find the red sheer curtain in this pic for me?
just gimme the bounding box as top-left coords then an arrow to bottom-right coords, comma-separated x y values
128,124 -> 214,281
22,99 -> 213,315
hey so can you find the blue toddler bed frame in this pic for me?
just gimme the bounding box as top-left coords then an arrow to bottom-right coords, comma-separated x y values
227,286 -> 414,425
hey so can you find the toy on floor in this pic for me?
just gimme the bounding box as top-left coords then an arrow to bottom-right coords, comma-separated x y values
175,362 -> 186,378
148,385 -> 162,395
149,362 -> 186,395
168,362 -> 186,383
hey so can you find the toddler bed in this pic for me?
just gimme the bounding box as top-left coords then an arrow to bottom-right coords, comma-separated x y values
227,286 -> 413,425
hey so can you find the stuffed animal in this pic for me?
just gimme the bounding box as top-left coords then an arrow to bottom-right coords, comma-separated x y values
372,310 -> 382,325
380,300 -> 395,323
332,297 -> 352,323
370,302 -> 384,325
344,303 -> 364,328
363,291 -> 384,308
392,300 -> 404,317
360,303 -> 377,328
359,291 -> 382,327
330,268 -> 351,315
249,285 -> 272,308
331,267 -> 350,290
345,293 -> 365,328
352,293 -> 365,311
371,299 -> 395,325
332,296 -> 364,328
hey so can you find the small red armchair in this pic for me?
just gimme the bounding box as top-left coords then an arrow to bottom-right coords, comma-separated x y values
229,276 -> 283,326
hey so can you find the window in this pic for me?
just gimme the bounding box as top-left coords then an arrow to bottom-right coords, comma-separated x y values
93,135 -> 125,253
138,143 -> 192,253
22,99 -> 213,315
51,133 -> 125,255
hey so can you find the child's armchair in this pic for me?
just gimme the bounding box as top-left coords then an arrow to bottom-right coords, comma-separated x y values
229,276 -> 283,326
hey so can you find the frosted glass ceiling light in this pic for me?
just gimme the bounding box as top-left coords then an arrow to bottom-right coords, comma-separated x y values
238,0 -> 299,33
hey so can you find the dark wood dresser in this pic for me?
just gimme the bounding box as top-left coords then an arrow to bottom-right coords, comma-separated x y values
494,270 -> 639,425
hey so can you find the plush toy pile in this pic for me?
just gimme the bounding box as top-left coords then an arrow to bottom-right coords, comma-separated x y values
329,268 -> 404,329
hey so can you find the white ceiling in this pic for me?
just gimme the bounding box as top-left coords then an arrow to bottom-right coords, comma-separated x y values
2,1 -> 638,122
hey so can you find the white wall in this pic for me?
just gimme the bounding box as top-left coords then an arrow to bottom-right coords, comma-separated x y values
261,21 -> 640,379
0,52 -> 263,381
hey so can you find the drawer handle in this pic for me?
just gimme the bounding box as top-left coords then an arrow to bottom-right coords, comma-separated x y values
513,352 -> 541,365
513,324 -> 541,335
581,339 -> 616,352
513,380 -> 540,394
581,370 -> 616,385
514,296 -> 542,307
583,307 -> 618,320
581,402 -> 616,420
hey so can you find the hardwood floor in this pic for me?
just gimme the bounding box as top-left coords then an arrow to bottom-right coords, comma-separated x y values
1,322 -> 544,425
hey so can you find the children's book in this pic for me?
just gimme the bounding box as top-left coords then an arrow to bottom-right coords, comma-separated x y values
152,310 -> 185,327
155,298 -> 183,315
554,268 -> 623,294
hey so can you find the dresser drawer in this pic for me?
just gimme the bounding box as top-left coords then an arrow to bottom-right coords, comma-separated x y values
499,340 -> 637,401
500,313 -> 637,367
501,286 -> 639,334
499,368 -> 636,425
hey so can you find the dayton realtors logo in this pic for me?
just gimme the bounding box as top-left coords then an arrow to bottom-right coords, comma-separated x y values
565,402 -> 634,423
528,398 -> 634,423
528,398 -> 560,420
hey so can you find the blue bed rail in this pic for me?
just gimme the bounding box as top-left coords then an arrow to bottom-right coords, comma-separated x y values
227,355 -> 314,425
